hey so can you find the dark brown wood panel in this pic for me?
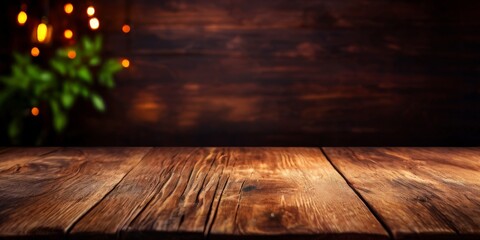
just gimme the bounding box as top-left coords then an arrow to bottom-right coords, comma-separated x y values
65,0 -> 480,146
0,147 -> 151,239
2,0 -> 480,146
323,147 -> 480,239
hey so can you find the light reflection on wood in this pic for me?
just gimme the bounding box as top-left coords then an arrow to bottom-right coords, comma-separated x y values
128,90 -> 166,123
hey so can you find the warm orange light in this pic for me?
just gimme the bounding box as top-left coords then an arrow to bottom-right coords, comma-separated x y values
64,3 -> 74,14
37,23 -> 48,43
64,29 -> 73,39
87,6 -> 95,16
89,18 -> 99,30
67,50 -> 76,59
122,24 -> 131,33
31,107 -> 40,116
31,47 -> 40,57
121,59 -> 130,68
17,11 -> 27,25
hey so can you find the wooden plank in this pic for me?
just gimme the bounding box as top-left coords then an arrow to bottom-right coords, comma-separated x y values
70,148 -> 207,239
132,0 -> 480,28
209,148 -> 387,239
72,147 -> 387,239
74,74 -> 480,146
68,0 -> 480,146
121,148 -> 234,239
0,147 -> 151,239
323,147 -> 480,239
0,148 -> 58,165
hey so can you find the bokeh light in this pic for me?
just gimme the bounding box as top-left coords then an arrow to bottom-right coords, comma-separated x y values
64,3 -> 74,14
89,18 -> 99,30
36,23 -> 48,43
31,47 -> 40,57
122,24 -> 131,33
17,11 -> 27,25
31,107 -> 40,116
64,29 -> 73,39
121,58 -> 130,68
67,50 -> 76,59
87,6 -> 95,16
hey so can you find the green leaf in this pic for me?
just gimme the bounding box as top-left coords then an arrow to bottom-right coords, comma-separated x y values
38,71 -> 55,82
82,36 -> 94,55
101,59 -> 122,75
13,52 -> 30,65
80,86 -> 89,98
69,82 -> 81,95
91,94 -> 105,112
98,72 -> 115,88
50,100 -> 67,132
56,48 -> 69,58
26,65 -> 41,78
33,83 -> 46,96
89,56 -> 101,66
61,92 -> 75,109
94,35 -> 103,52
50,59 -> 67,75
77,66 -> 92,83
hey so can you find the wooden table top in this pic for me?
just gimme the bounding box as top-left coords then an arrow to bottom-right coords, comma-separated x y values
0,147 -> 478,239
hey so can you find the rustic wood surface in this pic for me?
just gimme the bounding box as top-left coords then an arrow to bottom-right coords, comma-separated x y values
78,0 -> 479,146
323,147 -> 480,239
0,147 -> 151,238
0,147 -> 479,239
209,148 -> 387,240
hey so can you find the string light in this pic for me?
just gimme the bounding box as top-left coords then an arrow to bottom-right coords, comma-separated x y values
122,24 -> 130,33
36,23 -> 48,42
87,6 -> 95,16
31,47 -> 40,57
64,3 -> 74,14
67,50 -> 76,59
17,11 -> 27,25
31,107 -> 40,116
64,29 -> 73,39
121,58 -> 130,68
89,17 -> 99,30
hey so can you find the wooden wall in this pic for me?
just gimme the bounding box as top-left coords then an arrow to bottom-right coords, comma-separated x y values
5,0 -> 480,145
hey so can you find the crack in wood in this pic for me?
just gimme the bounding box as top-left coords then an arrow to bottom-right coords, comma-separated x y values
65,148 -> 154,235
321,147 -> 394,239
3,148 -> 478,239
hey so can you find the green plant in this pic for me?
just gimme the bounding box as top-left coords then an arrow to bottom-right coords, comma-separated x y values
0,35 -> 122,144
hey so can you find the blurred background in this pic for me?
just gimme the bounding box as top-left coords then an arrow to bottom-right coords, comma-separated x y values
1,0 -> 479,146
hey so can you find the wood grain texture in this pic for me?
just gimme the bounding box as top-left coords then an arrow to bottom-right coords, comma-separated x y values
2,147 -> 480,239
0,147 -> 151,239
123,148 -> 235,239
71,147 -> 387,239
210,148 -> 387,240
2,0 -> 480,146
67,0 -> 480,146
323,147 -> 480,239
70,148 -> 207,239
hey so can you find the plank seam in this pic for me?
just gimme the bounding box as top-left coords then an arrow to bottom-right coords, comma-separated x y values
64,147 -> 154,238
320,147 -> 394,240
